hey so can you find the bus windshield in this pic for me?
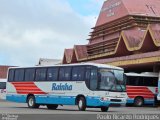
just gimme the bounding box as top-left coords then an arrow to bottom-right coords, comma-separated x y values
99,69 -> 126,92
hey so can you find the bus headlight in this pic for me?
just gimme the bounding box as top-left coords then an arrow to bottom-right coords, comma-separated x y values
100,97 -> 109,101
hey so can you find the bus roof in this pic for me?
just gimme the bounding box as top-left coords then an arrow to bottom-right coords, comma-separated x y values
125,72 -> 158,77
8,63 -> 123,70
0,79 -> 7,82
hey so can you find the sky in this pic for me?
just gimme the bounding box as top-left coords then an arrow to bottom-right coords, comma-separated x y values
0,0 -> 104,66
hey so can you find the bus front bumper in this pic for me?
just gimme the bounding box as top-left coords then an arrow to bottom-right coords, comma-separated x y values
86,97 -> 126,107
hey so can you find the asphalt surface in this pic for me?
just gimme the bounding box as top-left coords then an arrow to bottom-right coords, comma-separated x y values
0,99 -> 160,120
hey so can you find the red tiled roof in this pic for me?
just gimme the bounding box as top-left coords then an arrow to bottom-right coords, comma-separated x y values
63,49 -> 74,64
123,0 -> 160,17
90,50 -> 160,65
87,24 -> 160,60
0,66 -> 11,79
62,45 -> 88,64
96,0 -> 128,26
63,23 -> 160,64
62,0 -> 160,64
149,24 -> 160,44
96,0 -> 160,26
122,29 -> 145,48
74,45 -> 88,60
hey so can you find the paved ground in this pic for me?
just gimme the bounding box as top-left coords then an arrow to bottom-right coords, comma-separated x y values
0,99 -> 160,120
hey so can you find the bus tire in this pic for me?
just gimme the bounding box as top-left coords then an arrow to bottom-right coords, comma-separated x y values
47,104 -> 58,110
27,95 -> 40,108
77,97 -> 86,111
134,97 -> 144,107
101,106 -> 109,112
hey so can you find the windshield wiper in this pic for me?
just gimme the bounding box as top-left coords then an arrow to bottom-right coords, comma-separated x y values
114,78 -> 124,92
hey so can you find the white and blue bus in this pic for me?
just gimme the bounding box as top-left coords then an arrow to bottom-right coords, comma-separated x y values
6,63 -> 127,112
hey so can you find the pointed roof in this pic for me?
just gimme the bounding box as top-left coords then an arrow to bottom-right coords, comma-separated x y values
96,0 -> 160,26
149,24 -> 160,45
74,45 -> 88,60
62,0 -> 160,64
91,50 -> 160,66
62,23 -> 160,64
62,45 -> 88,64
122,29 -> 145,50
63,49 -> 74,64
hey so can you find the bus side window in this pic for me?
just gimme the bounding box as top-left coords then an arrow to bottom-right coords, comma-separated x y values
90,67 -> 98,90
47,67 -> 58,81
72,67 -> 85,81
138,77 -> 144,86
14,69 -> 24,82
35,68 -> 47,81
127,76 -> 140,86
152,77 -> 158,87
24,68 -> 35,81
143,77 -> 158,87
8,69 -> 15,82
59,67 -> 71,81
85,66 -> 91,88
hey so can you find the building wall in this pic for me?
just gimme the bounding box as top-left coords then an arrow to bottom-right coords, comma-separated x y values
0,66 -> 12,79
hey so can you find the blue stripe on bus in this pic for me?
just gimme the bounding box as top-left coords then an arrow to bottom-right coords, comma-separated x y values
144,99 -> 154,104
86,97 -> 109,106
36,95 -> 75,105
127,98 -> 154,104
6,94 -> 125,107
6,95 -> 27,103
127,99 -> 134,104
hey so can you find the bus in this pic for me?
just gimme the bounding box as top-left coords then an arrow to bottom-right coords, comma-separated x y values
6,63 -> 127,112
125,72 -> 158,107
0,79 -> 7,99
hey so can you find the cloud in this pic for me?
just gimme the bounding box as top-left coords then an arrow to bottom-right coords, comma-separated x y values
84,0 -> 104,13
0,0 -> 102,66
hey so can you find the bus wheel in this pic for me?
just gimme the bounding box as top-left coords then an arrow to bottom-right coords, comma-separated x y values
101,107 -> 109,112
134,97 -> 144,107
47,104 -> 58,110
77,97 -> 86,111
27,95 -> 39,108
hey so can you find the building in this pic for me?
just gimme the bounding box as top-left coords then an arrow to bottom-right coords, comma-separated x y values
37,58 -> 61,66
0,66 -> 12,80
63,0 -> 160,73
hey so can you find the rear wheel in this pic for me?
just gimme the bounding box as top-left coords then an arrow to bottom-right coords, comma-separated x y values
47,104 -> 58,110
134,97 -> 144,107
101,107 -> 109,112
27,95 -> 40,108
77,97 -> 86,111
